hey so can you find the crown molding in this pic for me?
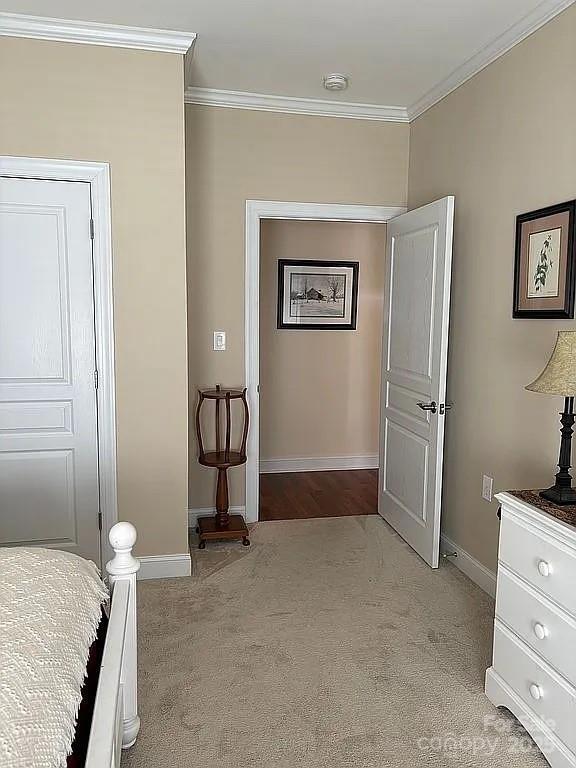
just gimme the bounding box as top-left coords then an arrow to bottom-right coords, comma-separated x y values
184,87 -> 409,123
0,12 -> 196,53
408,0 -> 575,120
3,0 -> 569,118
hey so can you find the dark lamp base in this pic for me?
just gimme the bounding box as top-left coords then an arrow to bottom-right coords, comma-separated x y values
541,397 -> 576,507
540,485 -> 576,506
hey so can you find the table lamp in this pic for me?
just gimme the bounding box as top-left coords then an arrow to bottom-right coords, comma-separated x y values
526,330 -> 576,505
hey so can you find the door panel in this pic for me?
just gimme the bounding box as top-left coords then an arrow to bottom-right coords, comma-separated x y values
0,177 -> 101,563
386,382 -> 430,426
383,420 -> 428,524
387,225 -> 436,386
0,449 -> 76,544
379,197 -> 454,568
0,204 -> 71,382
0,400 -> 73,435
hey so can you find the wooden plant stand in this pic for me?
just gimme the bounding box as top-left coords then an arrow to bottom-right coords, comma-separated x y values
195,385 -> 250,549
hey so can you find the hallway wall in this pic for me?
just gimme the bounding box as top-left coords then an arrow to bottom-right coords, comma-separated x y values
259,219 -> 386,464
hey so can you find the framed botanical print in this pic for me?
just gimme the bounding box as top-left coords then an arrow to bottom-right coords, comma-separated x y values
513,200 -> 576,318
277,259 -> 359,330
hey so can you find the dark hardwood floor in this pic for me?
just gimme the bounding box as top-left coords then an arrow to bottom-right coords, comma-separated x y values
259,469 -> 378,521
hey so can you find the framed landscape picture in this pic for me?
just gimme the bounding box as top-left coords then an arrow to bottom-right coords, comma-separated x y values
277,259 -> 359,330
513,200 -> 576,318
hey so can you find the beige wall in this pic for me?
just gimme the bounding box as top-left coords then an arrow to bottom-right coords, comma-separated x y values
259,219 -> 386,461
0,37 -> 189,557
186,105 -> 409,507
408,5 -> 576,572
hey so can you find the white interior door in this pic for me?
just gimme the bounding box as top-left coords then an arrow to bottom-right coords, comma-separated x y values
0,176 -> 101,563
379,197 -> 454,568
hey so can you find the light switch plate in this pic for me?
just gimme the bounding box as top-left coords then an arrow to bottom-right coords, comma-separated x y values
482,474 -> 493,502
213,331 -> 226,351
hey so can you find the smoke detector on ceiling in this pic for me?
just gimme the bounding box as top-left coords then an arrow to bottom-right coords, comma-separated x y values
322,73 -> 349,92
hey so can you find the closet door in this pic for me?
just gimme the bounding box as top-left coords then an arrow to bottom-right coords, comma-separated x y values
0,176 -> 101,564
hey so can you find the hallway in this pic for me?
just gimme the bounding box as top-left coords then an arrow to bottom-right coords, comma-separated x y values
259,469 -> 378,521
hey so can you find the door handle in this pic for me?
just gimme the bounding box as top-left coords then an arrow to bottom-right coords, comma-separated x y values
417,401 -> 437,414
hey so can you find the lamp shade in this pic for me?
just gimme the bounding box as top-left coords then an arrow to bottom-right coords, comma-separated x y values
526,331 -> 576,395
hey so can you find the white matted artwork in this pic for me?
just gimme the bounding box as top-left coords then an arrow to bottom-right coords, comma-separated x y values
513,200 -> 576,319
277,259 -> 359,330
527,227 -> 561,298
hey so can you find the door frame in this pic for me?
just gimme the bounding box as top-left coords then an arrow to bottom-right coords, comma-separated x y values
0,156 -> 118,564
245,200 -> 407,523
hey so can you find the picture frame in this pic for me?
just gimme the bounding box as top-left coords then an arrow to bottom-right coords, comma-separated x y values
277,259 -> 359,330
513,200 -> 576,318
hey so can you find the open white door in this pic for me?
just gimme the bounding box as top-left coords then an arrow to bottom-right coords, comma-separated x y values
379,196 -> 454,568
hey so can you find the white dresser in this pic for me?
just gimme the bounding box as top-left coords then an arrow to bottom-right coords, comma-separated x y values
486,491 -> 576,768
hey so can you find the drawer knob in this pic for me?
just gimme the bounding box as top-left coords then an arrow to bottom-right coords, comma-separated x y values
529,683 -> 543,701
533,622 -> 548,640
537,560 -> 552,577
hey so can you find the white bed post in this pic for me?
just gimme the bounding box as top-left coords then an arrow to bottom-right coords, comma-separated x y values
107,522 -> 141,748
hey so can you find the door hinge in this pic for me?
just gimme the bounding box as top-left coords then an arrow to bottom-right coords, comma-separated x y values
98,512 -> 103,531
89,218 -> 95,240
94,369 -> 99,390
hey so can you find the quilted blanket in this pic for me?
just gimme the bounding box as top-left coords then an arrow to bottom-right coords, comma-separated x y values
0,548 -> 109,768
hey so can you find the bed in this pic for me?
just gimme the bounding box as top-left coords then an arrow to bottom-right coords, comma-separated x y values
0,522 -> 140,768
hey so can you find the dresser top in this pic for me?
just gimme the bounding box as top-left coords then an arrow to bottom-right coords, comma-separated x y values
509,489 -> 576,529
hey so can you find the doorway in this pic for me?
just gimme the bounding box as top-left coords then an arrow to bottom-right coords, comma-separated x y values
245,197 -> 455,568
258,217 -> 387,521
0,157 -> 117,566
244,201 -> 406,525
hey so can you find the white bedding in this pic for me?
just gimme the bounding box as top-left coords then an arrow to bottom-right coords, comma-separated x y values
0,547 -> 109,768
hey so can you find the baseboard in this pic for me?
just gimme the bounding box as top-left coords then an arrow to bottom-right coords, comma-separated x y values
260,455 -> 379,474
137,553 -> 192,580
188,506 -> 246,528
440,533 -> 497,598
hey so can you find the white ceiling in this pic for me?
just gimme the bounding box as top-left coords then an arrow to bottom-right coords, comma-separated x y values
0,0 -> 571,112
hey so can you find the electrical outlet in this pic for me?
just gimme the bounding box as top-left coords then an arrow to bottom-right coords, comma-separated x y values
213,331 -> 226,351
482,474 -> 494,502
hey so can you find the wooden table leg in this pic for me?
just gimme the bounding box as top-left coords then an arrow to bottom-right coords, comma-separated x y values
215,467 -> 230,528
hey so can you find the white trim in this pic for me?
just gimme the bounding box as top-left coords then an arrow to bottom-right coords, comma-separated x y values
408,0 -> 575,120
440,532 -> 497,598
245,200 -> 407,525
260,455 -> 378,474
137,553 -> 191,580
0,12 -> 196,53
188,506 -> 246,528
185,87 -> 409,123
187,0 -> 573,123
247,200 -> 405,224
0,156 -> 118,566
3,3 -> 567,119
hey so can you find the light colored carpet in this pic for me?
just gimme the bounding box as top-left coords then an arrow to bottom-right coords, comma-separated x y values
123,516 -> 547,767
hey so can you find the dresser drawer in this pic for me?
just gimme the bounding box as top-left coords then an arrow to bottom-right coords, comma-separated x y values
492,621 -> 576,753
499,511 -> 576,615
496,567 -> 576,684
